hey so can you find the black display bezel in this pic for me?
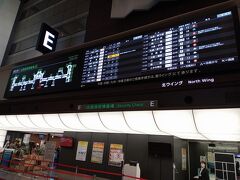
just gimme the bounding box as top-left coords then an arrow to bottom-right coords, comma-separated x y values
78,7 -> 240,90
4,52 -> 82,98
4,7 -> 240,98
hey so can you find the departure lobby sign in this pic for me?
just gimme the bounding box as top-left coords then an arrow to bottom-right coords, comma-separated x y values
36,23 -> 59,54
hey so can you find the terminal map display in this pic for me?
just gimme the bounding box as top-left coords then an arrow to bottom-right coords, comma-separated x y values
5,54 -> 79,97
81,10 -> 239,87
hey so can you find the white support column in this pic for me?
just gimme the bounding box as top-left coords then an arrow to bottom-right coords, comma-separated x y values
0,130 -> 7,148
0,0 -> 20,65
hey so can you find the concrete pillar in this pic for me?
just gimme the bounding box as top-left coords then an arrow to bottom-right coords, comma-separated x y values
0,0 -> 20,65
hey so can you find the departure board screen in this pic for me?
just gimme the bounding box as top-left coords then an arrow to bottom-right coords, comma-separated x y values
5,54 -> 80,97
81,10 -> 239,87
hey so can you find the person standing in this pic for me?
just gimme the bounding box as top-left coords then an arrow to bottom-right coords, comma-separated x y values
236,161 -> 240,179
199,161 -> 210,180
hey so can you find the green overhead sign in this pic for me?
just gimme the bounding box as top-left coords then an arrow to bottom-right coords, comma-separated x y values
78,100 -> 158,111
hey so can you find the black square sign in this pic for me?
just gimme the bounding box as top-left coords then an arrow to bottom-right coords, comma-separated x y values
36,23 -> 59,54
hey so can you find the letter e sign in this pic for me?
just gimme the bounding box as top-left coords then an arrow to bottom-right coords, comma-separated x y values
36,23 -> 59,54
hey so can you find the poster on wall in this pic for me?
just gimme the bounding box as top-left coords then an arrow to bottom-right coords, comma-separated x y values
108,144 -> 124,167
208,152 -> 214,164
91,142 -> 104,164
76,141 -> 88,161
181,148 -> 187,171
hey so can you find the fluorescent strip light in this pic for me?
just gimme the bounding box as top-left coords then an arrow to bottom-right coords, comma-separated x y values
0,108 -> 239,142
59,113 -> 88,131
29,114 -> 52,129
6,115 -> 25,128
77,113 -> 108,132
17,115 -> 38,128
153,110 -> 205,140
194,109 -> 240,141
123,111 -> 166,135
43,114 -> 67,130
99,112 -> 137,133
0,116 -> 12,127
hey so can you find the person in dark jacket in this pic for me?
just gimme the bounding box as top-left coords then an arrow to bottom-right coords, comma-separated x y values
199,161 -> 210,180
236,161 -> 240,177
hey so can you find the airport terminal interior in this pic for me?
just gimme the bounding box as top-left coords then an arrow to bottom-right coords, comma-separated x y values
0,0 -> 240,179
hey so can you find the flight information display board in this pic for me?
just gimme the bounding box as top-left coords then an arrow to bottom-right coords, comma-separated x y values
4,9 -> 240,98
5,54 -> 80,97
81,10 -> 240,87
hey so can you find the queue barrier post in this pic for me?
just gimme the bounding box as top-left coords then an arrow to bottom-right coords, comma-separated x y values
75,165 -> 78,180
0,157 -> 148,180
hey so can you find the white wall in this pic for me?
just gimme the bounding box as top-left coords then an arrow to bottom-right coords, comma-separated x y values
0,0 -> 20,65
0,130 -> 7,148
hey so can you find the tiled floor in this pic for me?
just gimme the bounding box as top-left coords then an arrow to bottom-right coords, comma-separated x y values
0,170 -> 36,180
0,169 -> 109,180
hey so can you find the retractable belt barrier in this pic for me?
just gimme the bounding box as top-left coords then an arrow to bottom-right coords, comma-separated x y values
0,157 -> 148,180
0,165 -> 59,179
0,158 -> 61,179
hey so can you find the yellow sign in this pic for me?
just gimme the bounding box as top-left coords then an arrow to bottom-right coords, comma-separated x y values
91,142 -> 105,164
76,141 -> 88,161
109,144 -> 124,167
